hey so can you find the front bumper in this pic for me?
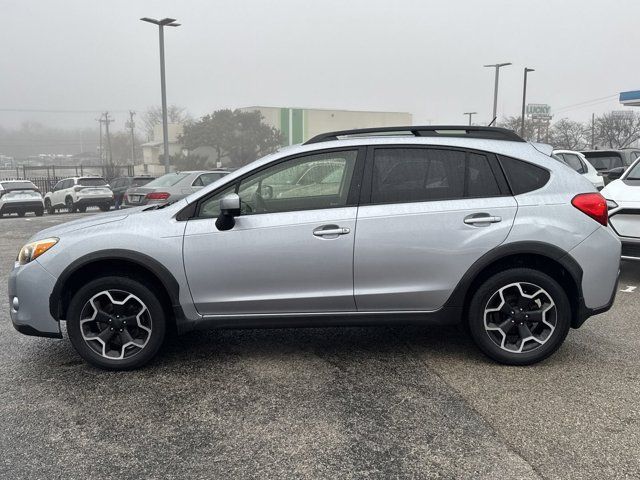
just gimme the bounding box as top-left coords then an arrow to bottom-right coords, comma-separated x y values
0,200 -> 44,214
8,260 -> 62,338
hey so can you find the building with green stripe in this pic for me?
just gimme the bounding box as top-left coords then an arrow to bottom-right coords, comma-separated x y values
240,106 -> 412,146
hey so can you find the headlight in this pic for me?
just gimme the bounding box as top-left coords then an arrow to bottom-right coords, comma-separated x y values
606,199 -> 618,210
17,237 -> 59,265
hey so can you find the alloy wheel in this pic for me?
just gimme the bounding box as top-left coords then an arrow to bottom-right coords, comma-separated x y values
483,282 -> 557,354
79,290 -> 152,360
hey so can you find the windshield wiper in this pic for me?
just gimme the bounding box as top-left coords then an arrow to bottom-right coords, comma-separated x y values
142,201 -> 174,211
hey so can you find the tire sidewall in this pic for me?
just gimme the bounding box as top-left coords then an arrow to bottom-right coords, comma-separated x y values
468,268 -> 571,365
67,276 -> 166,370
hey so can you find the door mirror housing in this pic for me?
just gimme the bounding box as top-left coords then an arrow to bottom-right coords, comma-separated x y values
216,193 -> 241,231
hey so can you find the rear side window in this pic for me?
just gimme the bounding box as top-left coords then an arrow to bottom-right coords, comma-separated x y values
371,148 -> 501,203
498,156 -> 550,195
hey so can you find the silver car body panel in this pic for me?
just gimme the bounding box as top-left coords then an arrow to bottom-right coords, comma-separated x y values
8,134 -> 620,338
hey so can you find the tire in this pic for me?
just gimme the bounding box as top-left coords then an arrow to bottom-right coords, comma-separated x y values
66,276 -> 166,370
45,199 -> 55,215
35,208 -> 44,217
99,204 -> 110,212
77,206 -> 87,213
17,211 -> 25,217
65,196 -> 77,213
467,268 -> 571,366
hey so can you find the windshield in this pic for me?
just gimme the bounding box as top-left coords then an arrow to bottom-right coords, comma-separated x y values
144,173 -> 189,188
0,181 -> 37,191
78,178 -> 107,186
625,161 -> 640,180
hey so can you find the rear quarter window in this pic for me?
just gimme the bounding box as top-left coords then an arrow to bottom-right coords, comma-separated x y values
498,156 -> 550,195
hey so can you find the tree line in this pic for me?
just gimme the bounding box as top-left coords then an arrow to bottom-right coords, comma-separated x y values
499,111 -> 640,151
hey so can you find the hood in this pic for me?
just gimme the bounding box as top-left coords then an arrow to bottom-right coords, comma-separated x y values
29,208 -> 143,241
601,179 -> 640,203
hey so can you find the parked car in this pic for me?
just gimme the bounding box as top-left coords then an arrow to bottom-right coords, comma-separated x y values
110,175 -> 155,209
124,170 -> 229,207
0,180 -> 44,217
9,126 -> 620,370
44,176 -> 113,214
581,149 -> 640,184
601,155 -> 640,260
552,149 -> 604,190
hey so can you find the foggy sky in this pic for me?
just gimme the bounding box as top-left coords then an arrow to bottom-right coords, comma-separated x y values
1,0 -> 638,132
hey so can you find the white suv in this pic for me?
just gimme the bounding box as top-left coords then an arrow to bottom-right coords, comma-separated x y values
44,176 -> 114,214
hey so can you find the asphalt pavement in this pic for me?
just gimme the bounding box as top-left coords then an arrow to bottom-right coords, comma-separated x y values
0,211 -> 638,479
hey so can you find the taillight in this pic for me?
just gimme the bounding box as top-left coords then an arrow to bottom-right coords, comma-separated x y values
571,193 -> 608,226
146,192 -> 170,200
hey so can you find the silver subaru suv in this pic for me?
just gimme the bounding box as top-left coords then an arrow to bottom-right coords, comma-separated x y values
8,126 -> 621,370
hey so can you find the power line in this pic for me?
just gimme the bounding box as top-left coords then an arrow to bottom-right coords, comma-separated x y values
554,94 -> 618,113
0,108 -> 133,114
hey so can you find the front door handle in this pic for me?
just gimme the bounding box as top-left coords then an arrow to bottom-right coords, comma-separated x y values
464,213 -> 502,226
313,225 -> 351,237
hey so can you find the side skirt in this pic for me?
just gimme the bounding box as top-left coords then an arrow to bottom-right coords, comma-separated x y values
188,307 -> 464,332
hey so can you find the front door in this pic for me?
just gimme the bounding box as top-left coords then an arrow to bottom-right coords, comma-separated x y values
183,148 -> 363,316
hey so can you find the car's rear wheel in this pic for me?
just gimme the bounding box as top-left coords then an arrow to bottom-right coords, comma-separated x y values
67,276 -> 166,370
468,268 -> 571,365
65,196 -> 76,213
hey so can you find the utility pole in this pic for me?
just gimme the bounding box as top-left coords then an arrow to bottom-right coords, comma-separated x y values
127,111 -> 136,165
463,112 -> 477,126
96,116 -> 104,165
520,67 -> 535,136
484,62 -> 512,123
141,17 -> 181,173
103,112 -> 114,167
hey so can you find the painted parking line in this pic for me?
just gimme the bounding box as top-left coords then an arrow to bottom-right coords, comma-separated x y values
620,285 -> 637,293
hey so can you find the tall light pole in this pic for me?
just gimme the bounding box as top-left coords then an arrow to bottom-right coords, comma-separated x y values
520,67 -> 535,136
140,17 -> 180,174
484,62 -> 512,124
463,112 -> 477,126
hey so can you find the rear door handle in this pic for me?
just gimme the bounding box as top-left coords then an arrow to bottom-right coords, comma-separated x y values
313,225 -> 351,237
464,213 -> 502,225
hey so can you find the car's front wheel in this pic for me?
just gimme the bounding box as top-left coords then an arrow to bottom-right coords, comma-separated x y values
468,268 -> 571,365
67,276 -> 166,370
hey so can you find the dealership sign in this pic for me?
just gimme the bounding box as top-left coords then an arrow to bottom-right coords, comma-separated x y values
526,104 -> 552,119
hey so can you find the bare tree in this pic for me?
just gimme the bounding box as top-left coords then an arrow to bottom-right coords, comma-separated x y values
141,105 -> 191,140
595,112 -> 640,149
548,118 -> 589,150
498,116 -> 536,141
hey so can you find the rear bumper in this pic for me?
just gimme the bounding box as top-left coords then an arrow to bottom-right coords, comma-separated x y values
0,200 -> 44,214
568,226 -> 621,327
8,260 -> 61,338
75,196 -> 113,207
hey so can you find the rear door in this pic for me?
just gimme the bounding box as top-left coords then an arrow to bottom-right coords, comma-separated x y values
354,146 -> 517,311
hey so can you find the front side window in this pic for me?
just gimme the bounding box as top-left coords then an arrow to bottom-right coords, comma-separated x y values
197,150 -> 357,217
371,148 -> 500,203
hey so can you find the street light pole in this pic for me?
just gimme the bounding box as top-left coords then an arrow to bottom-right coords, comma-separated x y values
140,17 -> 180,174
463,112 -> 477,126
484,62 -> 512,124
520,67 -> 535,136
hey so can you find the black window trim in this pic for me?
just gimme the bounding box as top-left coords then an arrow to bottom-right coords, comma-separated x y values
496,154 -> 552,195
359,144 -> 512,207
177,146 -> 367,221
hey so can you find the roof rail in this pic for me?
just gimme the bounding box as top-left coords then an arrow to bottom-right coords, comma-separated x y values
303,125 -> 525,145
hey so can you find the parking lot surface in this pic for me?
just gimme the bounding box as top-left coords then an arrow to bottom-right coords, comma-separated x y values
1,212 -> 639,479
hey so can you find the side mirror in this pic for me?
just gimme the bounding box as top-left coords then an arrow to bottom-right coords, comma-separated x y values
216,193 -> 241,231
606,167 -> 624,181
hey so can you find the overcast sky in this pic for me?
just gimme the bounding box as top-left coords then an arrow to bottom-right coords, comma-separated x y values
1,0 -> 638,131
